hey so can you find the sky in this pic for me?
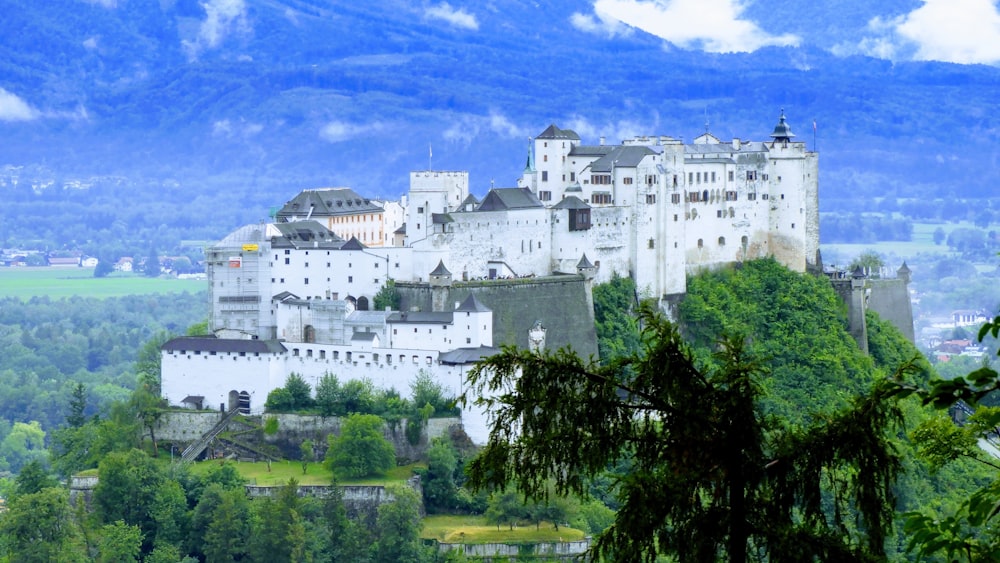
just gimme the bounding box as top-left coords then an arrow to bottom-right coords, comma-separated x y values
571,0 -> 1000,64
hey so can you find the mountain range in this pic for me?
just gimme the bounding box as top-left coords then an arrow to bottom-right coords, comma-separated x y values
1,0 -> 998,248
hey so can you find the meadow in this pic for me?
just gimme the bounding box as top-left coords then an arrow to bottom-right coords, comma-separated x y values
0,267 -> 207,300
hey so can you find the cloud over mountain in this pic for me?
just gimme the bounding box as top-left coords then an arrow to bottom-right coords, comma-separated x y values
0,88 -> 38,122
832,0 -> 1000,65
425,3 -> 479,31
572,0 -> 799,52
182,0 -> 250,60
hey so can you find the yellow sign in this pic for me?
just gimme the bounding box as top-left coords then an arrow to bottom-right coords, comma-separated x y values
242,244 -> 259,252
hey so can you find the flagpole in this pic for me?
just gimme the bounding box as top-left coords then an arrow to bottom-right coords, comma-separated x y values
429,143 -> 433,171
813,120 -> 817,152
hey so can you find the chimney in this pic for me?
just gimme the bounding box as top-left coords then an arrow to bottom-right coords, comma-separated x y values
599,136 -> 605,146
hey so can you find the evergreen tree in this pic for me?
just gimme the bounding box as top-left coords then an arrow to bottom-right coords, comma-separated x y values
373,485 -> 426,563
144,247 -> 160,277
466,304 -> 903,562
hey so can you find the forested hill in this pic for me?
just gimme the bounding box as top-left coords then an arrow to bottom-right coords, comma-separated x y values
2,1 -> 999,255
672,259 -> 990,550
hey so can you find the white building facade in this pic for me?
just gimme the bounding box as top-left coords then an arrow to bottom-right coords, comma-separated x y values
163,113 -> 819,444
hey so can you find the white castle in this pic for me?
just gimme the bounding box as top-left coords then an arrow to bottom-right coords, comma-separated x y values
161,113 -> 819,443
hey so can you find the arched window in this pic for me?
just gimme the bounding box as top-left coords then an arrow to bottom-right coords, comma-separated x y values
357,296 -> 369,311
718,236 -> 726,246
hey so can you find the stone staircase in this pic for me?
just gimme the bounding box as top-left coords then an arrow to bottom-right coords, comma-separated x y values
180,406 -> 242,462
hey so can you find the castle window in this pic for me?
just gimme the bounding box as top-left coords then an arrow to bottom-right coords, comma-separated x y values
285,258 -> 290,265
417,206 -> 424,213
729,171 -> 734,181
671,193 -> 681,204
542,171 -> 548,182
717,210 -> 723,218
725,191 -> 738,201
348,276 -> 353,283
466,337 -> 472,344
306,349 -> 313,358
646,174 -> 658,185
592,193 -> 612,205
592,174 -> 612,185
623,177 -> 633,185
718,236 -> 726,246
648,238 -> 654,249
319,350 -> 326,359
304,278 -> 309,285
570,172 -> 576,181
674,214 -> 679,221
293,349 -> 299,356
543,155 -> 548,162
697,239 -> 704,248
702,190 -> 708,202
538,191 -> 552,201
285,250 -> 290,255
688,172 -> 693,184
696,172 -> 701,183
387,355 -> 392,364
373,353 -> 379,362
280,278 -> 285,283
346,352 -> 352,361
748,193 -> 757,201
711,172 -> 717,182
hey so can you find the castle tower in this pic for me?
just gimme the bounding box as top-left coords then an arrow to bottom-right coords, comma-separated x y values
897,261 -> 911,284
429,260 -> 452,312
765,109 -> 818,273
577,253 -> 597,280
455,294 -> 493,347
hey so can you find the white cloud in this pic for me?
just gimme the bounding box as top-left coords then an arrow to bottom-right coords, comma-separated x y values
443,112 -> 528,143
83,36 -> 99,50
569,9 -> 632,38
0,88 -> 38,122
182,0 -> 250,59
213,119 -> 263,138
319,120 -> 385,143
425,3 -> 479,31
79,0 -> 117,7
563,115 -> 661,144
572,0 -> 799,53
849,0 -> 1000,65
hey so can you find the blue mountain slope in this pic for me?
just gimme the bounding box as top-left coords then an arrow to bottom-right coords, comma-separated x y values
0,0 -> 997,238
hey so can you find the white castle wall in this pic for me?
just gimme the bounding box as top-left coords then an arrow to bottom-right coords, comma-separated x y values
162,343 -> 492,442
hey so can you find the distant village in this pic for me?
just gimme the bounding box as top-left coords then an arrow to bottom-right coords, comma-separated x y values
0,249 -> 207,279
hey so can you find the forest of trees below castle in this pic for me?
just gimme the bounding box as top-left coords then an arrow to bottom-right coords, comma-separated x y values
0,259 -> 999,560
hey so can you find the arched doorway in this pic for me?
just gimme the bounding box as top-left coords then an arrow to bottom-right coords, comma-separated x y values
238,391 -> 251,415
303,324 -> 316,343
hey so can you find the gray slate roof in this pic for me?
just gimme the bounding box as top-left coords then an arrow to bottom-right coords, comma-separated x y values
276,188 -> 383,220
387,311 -> 454,324
439,346 -> 501,365
456,294 -> 491,312
162,337 -> 287,354
552,195 -> 590,210
430,260 -> 452,276
568,145 -> 615,157
270,221 -> 345,250
477,188 -> 544,211
588,146 -> 657,172
536,124 -> 581,141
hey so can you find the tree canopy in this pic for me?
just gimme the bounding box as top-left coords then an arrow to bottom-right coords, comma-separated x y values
465,304 -> 904,562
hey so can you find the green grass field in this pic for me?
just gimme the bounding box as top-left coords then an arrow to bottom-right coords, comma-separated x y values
0,267 -> 207,300
183,459 -> 425,487
421,515 -> 586,544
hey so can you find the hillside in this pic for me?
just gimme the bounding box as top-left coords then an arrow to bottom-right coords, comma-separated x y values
2,1 -> 999,256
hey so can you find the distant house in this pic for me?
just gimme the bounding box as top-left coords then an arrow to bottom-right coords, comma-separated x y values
48,256 -> 81,267
115,257 -> 134,272
81,257 -> 98,268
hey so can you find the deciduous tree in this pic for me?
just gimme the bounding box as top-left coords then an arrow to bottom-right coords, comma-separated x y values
325,414 -> 395,479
